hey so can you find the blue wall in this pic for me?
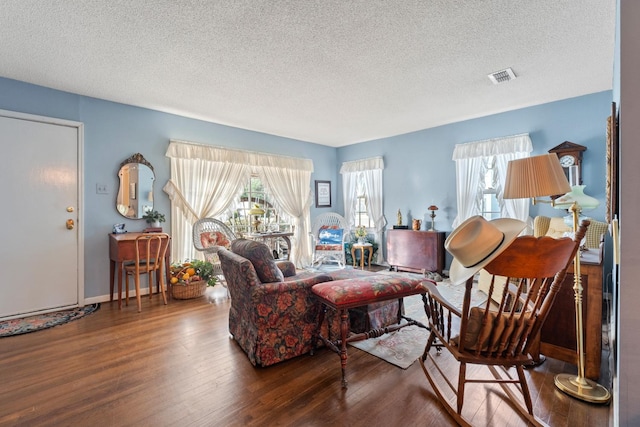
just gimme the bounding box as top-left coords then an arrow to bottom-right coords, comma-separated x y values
0,76 -> 612,299
0,77 -> 338,300
337,91 -> 612,231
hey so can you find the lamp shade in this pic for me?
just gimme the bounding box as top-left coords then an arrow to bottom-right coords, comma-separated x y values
554,185 -> 600,211
503,154 -> 571,199
248,204 -> 265,216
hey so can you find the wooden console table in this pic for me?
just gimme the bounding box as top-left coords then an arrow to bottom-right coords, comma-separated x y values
387,230 -> 445,274
109,232 -> 171,307
537,247 -> 604,380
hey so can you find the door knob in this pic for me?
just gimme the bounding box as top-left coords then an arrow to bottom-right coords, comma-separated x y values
66,219 -> 74,230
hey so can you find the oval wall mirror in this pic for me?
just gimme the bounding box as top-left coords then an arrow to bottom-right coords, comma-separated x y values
116,153 -> 155,219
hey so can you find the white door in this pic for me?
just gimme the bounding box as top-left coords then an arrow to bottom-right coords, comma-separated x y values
0,110 -> 83,319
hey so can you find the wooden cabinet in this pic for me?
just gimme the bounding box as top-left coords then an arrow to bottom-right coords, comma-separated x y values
387,230 -> 445,274
538,249 -> 603,380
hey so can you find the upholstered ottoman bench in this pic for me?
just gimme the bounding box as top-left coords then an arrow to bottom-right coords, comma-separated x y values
323,268 -> 401,334
311,274 -> 433,387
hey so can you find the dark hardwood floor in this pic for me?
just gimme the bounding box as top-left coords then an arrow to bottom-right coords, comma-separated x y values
0,278 -> 611,426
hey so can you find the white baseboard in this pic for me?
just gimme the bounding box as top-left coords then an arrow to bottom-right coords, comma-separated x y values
84,286 -> 165,305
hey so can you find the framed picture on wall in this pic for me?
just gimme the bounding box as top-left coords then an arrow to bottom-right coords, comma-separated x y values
606,101 -> 619,223
315,180 -> 332,208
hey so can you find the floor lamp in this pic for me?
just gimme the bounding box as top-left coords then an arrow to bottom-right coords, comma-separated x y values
503,154 -> 610,404
553,186 -> 610,403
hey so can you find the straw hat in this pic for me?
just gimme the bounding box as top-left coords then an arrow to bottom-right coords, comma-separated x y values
446,216 -> 526,285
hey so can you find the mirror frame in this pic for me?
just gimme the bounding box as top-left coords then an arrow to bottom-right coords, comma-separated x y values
116,153 -> 155,219
119,152 -> 154,172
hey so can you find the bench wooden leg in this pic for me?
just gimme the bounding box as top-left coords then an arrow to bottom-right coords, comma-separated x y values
339,308 -> 349,388
312,290 -> 429,388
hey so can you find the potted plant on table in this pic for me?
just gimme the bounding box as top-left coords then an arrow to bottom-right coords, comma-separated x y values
169,259 -> 218,299
354,225 -> 368,244
142,210 -> 166,228
346,227 -> 378,266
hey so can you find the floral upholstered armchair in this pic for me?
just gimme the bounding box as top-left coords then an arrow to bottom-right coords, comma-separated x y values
218,239 -> 336,367
218,238 -> 400,367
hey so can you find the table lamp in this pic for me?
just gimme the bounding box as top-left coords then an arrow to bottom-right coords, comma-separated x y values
427,205 -> 438,231
504,153 -> 610,404
248,204 -> 265,234
554,184 -> 600,229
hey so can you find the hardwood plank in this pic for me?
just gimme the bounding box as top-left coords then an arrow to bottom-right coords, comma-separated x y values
0,280 -> 611,426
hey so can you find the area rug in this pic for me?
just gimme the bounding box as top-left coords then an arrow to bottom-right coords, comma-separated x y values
0,304 -> 100,338
349,277 -> 487,369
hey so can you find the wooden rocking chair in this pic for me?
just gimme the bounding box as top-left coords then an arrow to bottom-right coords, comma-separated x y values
420,221 -> 588,427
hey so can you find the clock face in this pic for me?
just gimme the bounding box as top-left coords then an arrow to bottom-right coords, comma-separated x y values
559,154 -> 575,167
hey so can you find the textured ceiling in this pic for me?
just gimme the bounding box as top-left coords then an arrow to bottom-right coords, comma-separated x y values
0,1 -> 616,147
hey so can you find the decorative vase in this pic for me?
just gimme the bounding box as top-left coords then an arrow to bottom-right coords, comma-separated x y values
358,237 -> 366,244
152,221 -> 160,228
412,219 -> 422,231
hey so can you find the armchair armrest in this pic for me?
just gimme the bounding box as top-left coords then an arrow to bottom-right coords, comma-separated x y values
276,260 -> 297,277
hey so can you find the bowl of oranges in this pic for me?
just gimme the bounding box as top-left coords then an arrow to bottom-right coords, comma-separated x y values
170,260 -> 217,299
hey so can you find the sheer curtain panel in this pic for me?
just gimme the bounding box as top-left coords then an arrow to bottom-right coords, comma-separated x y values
164,141 -> 249,261
261,166 -> 313,267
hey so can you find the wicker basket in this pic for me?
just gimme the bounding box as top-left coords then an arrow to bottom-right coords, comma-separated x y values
171,280 -> 207,300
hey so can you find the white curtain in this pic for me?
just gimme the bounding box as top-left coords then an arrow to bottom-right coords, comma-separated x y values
340,156 -> 386,264
495,152 -> 533,232
260,166 -> 313,267
451,134 -> 532,228
451,156 -> 484,229
163,141 -> 250,262
342,172 -> 358,229
164,139 -> 314,264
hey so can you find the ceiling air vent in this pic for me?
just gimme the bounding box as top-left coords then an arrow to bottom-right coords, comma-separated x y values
488,68 -> 516,84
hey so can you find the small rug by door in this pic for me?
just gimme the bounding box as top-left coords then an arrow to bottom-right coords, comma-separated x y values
349,278 -> 486,369
0,304 -> 100,338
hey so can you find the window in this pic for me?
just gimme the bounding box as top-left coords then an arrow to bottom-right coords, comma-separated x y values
340,156 -> 384,264
221,175 -> 293,235
165,140 -> 314,267
355,194 -> 372,228
451,134 -> 532,228
481,157 -> 501,221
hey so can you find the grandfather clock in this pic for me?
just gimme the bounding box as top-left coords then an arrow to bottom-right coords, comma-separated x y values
549,141 -> 587,186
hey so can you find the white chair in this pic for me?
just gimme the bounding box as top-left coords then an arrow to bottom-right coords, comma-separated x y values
193,218 -> 237,284
309,213 -> 349,268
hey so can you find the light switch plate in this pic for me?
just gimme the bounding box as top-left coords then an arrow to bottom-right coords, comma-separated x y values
96,183 -> 108,194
